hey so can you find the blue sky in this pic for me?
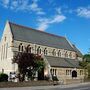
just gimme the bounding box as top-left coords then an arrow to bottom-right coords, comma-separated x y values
0,0 -> 90,54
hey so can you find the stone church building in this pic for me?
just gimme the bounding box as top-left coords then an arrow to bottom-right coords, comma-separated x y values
0,21 -> 84,84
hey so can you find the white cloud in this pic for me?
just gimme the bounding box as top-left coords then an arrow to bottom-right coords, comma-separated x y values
37,14 -> 66,31
0,0 -> 45,15
0,0 -> 9,8
37,7 -> 66,31
77,6 -> 90,18
10,1 -> 20,10
37,22 -> 49,31
0,0 -> 66,31
29,0 -> 45,15
56,8 -> 62,14
50,15 -> 66,23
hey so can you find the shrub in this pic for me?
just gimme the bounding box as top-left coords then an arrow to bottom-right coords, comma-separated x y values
0,73 -> 8,82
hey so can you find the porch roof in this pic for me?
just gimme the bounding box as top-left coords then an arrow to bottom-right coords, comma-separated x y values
45,56 -> 80,68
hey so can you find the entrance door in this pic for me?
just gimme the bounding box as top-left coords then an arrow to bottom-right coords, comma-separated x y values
72,70 -> 77,78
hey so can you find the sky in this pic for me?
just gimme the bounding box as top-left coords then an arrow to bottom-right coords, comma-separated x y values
0,0 -> 90,54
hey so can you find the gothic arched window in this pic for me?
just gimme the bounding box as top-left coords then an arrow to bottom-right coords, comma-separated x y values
18,43 -> 23,52
69,52 -> 72,58
44,48 -> 47,55
37,46 -> 41,55
52,49 -> 56,56
19,45 -> 20,51
26,45 -> 32,53
22,46 -> 23,52
58,50 -> 61,57
65,51 -> 68,58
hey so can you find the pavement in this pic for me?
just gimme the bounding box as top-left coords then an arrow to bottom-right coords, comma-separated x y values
28,82 -> 90,90
0,82 -> 90,90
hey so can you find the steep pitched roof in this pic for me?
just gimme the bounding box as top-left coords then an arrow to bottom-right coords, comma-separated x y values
45,56 -> 80,68
8,22 -> 75,51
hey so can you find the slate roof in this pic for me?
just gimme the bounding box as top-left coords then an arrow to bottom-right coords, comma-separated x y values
9,22 -> 75,51
45,56 -> 80,68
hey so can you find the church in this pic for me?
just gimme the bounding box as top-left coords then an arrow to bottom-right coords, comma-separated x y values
0,21 -> 84,84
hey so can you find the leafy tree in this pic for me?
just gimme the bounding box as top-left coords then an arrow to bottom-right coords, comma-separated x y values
79,61 -> 88,68
12,51 -> 45,81
83,54 -> 90,62
79,53 -> 90,79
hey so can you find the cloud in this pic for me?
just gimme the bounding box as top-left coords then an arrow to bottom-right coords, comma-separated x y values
37,14 -> 66,31
50,15 -> 66,23
0,0 -> 45,15
29,0 -> 45,15
55,8 -> 62,14
76,6 -> 90,18
0,0 -> 9,8
37,7 -> 66,31
0,0 -> 66,31
37,22 -> 49,31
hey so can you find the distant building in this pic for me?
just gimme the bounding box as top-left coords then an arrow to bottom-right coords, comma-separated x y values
0,21 -> 84,84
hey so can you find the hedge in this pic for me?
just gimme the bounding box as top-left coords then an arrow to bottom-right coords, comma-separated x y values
0,73 -> 8,82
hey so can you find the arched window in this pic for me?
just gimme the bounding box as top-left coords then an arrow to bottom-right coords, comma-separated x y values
29,47 -> 32,53
65,51 -> 68,58
69,52 -> 72,58
19,45 -> 20,51
19,44 -> 21,51
4,36 -> 6,42
6,43 -> 8,58
18,43 -> 23,52
44,48 -> 47,55
37,46 -> 41,54
52,49 -> 56,56
58,50 -> 61,57
26,45 -> 32,53
22,46 -> 23,52
1,45 -> 3,60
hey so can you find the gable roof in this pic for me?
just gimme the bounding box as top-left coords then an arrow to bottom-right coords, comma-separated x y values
46,56 -> 80,68
9,22 -> 75,51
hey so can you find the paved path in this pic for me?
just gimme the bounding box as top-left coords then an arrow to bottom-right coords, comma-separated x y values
0,82 -> 90,90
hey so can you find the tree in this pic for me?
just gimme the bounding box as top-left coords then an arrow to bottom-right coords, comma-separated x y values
83,54 -> 90,62
86,63 -> 90,78
79,61 -> 88,68
12,51 -> 45,82
79,53 -> 90,79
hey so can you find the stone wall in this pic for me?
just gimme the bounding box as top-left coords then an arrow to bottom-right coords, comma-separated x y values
0,21 -> 14,75
51,67 -> 84,84
13,40 -> 77,59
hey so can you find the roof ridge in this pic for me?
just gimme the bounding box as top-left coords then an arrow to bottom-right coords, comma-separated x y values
8,21 -> 65,39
